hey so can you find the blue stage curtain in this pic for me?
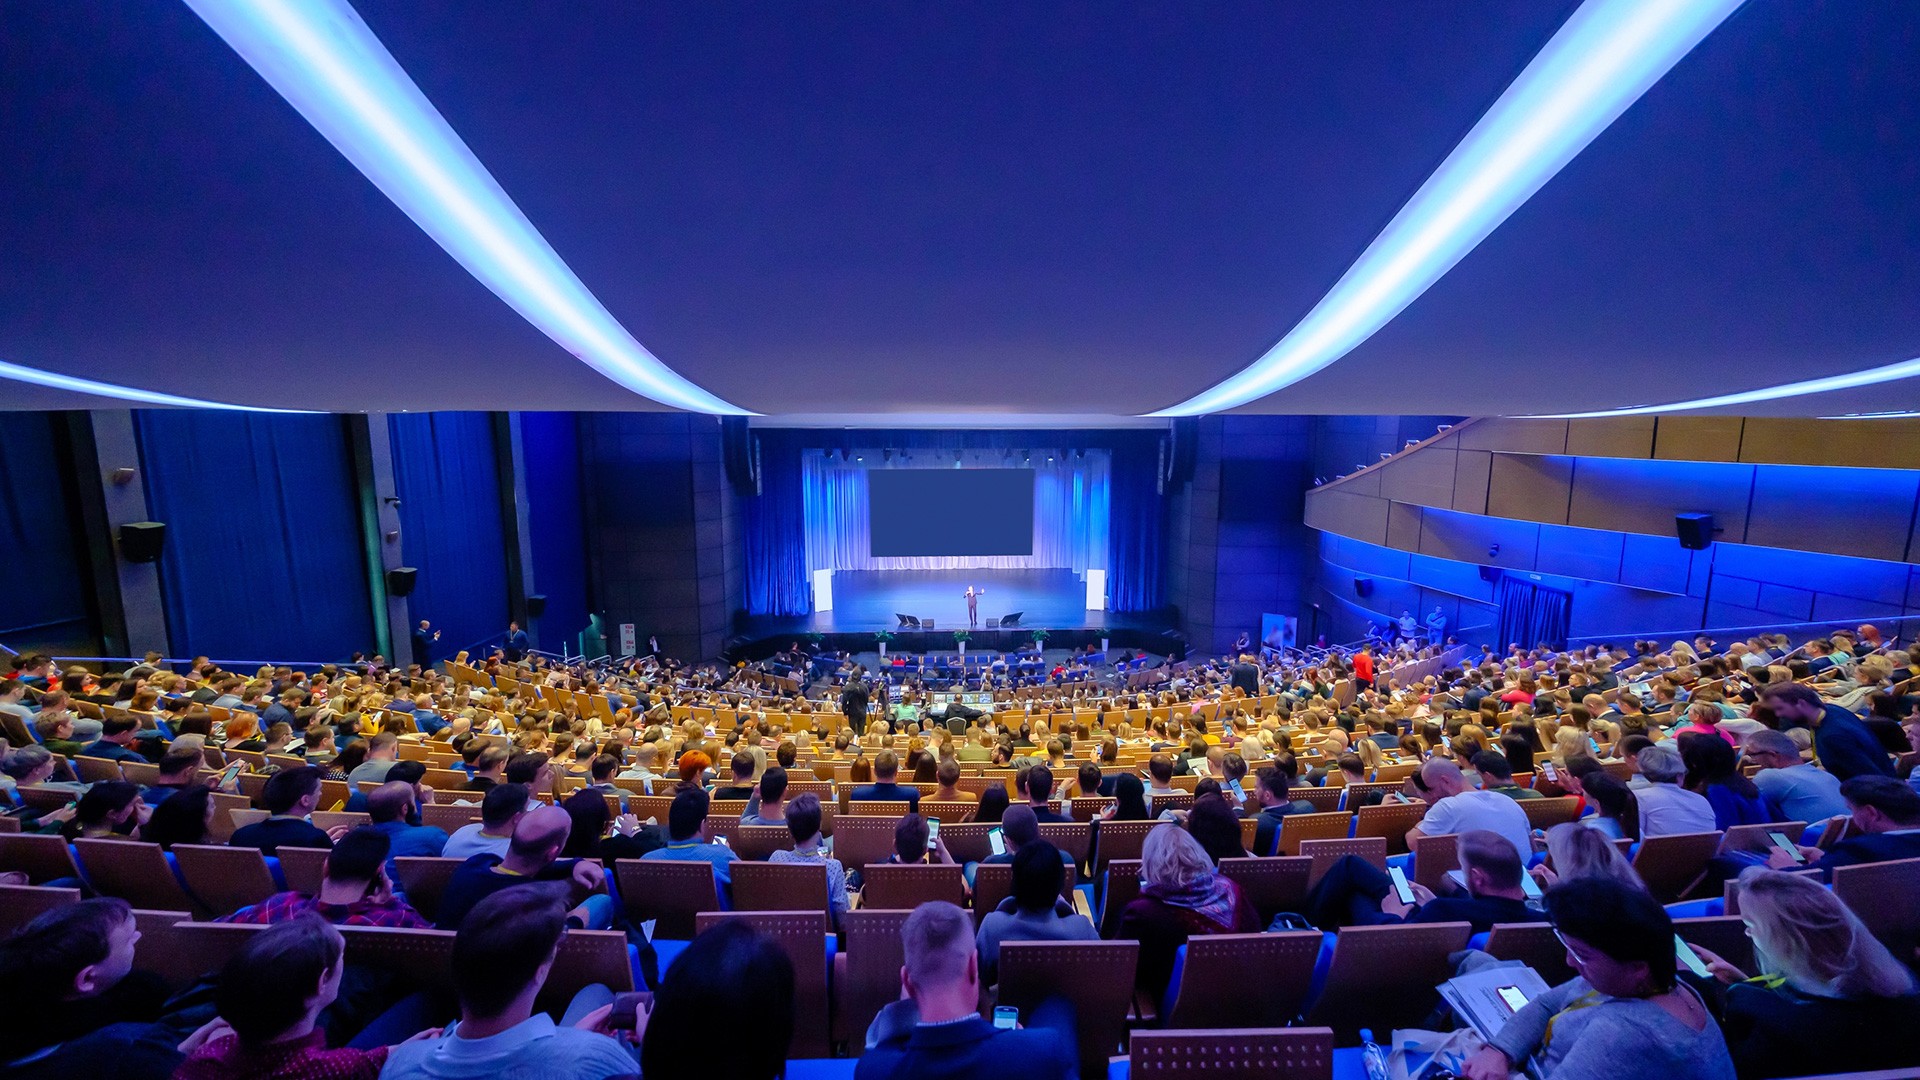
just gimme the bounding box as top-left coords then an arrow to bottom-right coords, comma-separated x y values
518,412 -> 590,650
1107,439 -> 1165,612
1496,577 -> 1572,650
745,437 -> 810,616
801,450 -> 1110,573
134,411 -> 374,661
0,413 -> 94,648
388,413 -> 509,660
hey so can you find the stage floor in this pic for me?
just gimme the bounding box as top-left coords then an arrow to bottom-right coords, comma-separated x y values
744,568 -> 1147,635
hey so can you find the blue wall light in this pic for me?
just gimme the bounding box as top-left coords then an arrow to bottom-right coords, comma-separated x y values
0,357 -> 312,412
182,0 -> 750,416
1149,0 -> 1744,417
1528,355 -> 1920,418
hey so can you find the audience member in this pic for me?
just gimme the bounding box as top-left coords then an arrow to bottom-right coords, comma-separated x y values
1405,759 -> 1532,862
1679,735 -> 1776,829
219,827 -> 430,927
1772,775 -> 1920,873
1308,829 -> 1534,932
0,898 -> 179,1079
638,786 -> 740,901
849,750 -> 921,811
1119,823 -> 1258,1000
1534,821 -> 1643,891
638,920 -> 795,1080
1472,750 -> 1542,801
1743,728 -> 1848,824
442,783 -> 530,861
434,806 -> 611,930
1764,682 -> 1893,781
1248,766 -> 1311,856
974,840 -> 1097,984
1632,744 -> 1718,837
229,766 -> 336,856
365,781 -> 449,868
767,793 -> 849,920
142,783 -> 214,850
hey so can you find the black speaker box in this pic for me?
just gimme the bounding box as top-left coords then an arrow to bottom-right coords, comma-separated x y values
1478,565 -> 1501,582
1675,513 -> 1716,550
119,521 -> 166,563
1353,577 -> 1373,597
525,594 -> 547,618
386,567 -> 419,597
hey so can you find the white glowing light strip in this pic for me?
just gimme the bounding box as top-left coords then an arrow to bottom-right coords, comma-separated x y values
0,358 -> 313,412
1528,355 -> 1920,418
183,0 -> 749,415
1818,411 -> 1920,420
1151,0 -> 1743,417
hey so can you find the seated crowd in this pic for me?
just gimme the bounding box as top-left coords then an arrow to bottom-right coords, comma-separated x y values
0,624 -> 1916,1080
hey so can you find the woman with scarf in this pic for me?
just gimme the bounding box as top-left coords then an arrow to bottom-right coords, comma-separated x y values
1118,823 -> 1260,1001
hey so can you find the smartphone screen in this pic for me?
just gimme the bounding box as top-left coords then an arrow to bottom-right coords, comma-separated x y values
1540,763 -> 1559,782
608,991 -> 652,1030
1496,986 -> 1529,1013
1520,868 -> 1543,899
927,819 -> 941,848
221,762 -> 245,786
1768,831 -> 1804,862
1388,865 -> 1416,905
713,834 -> 729,849
993,1006 -> 1019,1030
987,826 -> 1006,856
1675,934 -> 1711,978
618,793 -> 630,816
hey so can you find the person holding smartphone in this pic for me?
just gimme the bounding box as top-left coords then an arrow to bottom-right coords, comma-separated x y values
1308,830 -> 1534,933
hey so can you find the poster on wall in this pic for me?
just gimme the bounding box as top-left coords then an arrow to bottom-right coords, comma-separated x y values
1260,613 -> 1298,659
618,623 -> 636,657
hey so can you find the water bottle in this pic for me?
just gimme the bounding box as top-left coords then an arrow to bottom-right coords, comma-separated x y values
1359,1027 -> 1390,1080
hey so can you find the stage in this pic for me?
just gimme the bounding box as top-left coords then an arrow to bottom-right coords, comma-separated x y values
732,568 -> 1181,657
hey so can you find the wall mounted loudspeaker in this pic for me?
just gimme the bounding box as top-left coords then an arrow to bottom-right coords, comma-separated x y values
1478,565 -> 1500,582
1353,577 -> 1374,597
1675,513 -> 1717,551
525,594 -> 547,618
386,567 -> 419,597
119,522 -> 167,563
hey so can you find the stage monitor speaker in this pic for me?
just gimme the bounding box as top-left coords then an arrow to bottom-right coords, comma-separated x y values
1675,513 -> 1716,550
119,521 -> 166,563
1001,612 -> 1024,627
1353,577 -> 1373,598
921,618 -> 935,630
525,594 -> 547,618
1478,565 -> 1500,582
386,567 -> 419,597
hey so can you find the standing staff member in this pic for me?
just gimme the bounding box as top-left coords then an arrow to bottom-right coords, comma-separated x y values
503,621 -> 530,662
412,620 -> 440,670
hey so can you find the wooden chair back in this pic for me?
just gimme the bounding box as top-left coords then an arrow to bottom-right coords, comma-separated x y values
420,804 -> 484,833
731,861 -> 833,929
1483,922 -> 1576,985
997,940 -> 1140,1080
1304,920 -> 1473,1042
132,909 -> 205,991
1127,1027 -> 1334,1080
861,863 -> 967,909
696,911 -> 832,1057
615,860 -> 719,939
1519,797 -> 1582,830
1716,821 -> 1808,855
72,757 -> 125,784
1631,831 -> 1721,903
1300,836 -> 1387,889
1277,812 -> 1352,856
1164,931 -> 1322,1028
1149,792 -> 1193,815
1099,858 -> 1144,937
0,833 -> 82,884
1675,914 -> 1757,976
831,816 -> 902,870
0,882 -> 82,937
1410,832 -> 1459,893
390,856 -> 466,922
1289,786 -> 1343,811
971,860 -> 1079,920
832,907 -> 913,1044
846,800 -> 911,817
172,843 -> 278,917
1352,802 -> 1428,855
1833,856 -> 1920,963
919,800 -> 979,824
1217,856 -> 1313,925
732,824 -> 797,861
279,845 -> 331,894
311,811 -> 370,833
72,838 -> 206,915
1091,819 -> 1158,876
1037,822 -> 1093,869
938,823 -> 996,864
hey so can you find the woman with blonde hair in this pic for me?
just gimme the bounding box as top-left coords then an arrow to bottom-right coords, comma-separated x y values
1688,868 -> 1920,1079
1118,823 -> 1259,1001
1533,821 -> 1643,891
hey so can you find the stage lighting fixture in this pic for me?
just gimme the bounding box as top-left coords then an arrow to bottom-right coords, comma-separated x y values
183,0 -> 747,415
0,357 -> 311,412
855,454 -> 864,461
1149,0 -> 1743,417
1527,354 -> 1920,418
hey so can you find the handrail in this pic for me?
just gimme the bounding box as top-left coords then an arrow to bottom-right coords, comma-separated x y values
1309,418 -> 1484,495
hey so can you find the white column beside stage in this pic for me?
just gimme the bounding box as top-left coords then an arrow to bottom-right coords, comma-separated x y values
811,568 -> 834,612
1084,568 -> 1106,610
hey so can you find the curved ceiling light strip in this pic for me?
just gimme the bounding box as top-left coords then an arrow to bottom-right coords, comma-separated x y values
1524,355 -> 1920,418
1150,0 -> 1745,417
0,357 -> 313,412
182,0 -> 750,415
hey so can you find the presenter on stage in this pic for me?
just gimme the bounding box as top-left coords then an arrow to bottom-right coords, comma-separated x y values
965,585 -> 985,627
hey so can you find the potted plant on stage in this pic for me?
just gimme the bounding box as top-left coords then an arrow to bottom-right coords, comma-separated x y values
875,630 -> 894,659
1031,628 -> 1049,655
953,629 -> 970,658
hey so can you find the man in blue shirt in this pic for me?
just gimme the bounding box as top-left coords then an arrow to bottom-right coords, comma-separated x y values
639,787 -> 739,903
80,716 -> 148,764
408,693 -> 448,737
365,781 -> 447,875
503,621 -> 530,662
1764,683 -> 1892,782
850,750 -> 921,812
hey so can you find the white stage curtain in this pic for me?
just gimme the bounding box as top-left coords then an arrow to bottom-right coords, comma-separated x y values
803,450 -> 1110,573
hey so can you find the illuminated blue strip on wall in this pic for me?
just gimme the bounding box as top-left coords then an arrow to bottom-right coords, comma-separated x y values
1150,0 -> 1744,417
0,357 -> 312,413
1529,355 -> 1920,418
182,0 -> 750,416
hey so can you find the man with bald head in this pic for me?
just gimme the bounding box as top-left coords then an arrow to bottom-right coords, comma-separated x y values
1404,758 -> 1532,864
365,779 -> 449,874
434,804 -> 611,930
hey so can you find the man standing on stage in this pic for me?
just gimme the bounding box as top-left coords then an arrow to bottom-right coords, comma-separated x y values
965,586 -> 985,627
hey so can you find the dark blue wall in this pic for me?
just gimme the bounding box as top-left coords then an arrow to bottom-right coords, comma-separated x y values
388,413 -> 510,661
519,412 -> 590,654
0,413 -> 96,652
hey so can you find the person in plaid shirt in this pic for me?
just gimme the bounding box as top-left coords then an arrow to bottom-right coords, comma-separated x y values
218,827 -> 430,928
